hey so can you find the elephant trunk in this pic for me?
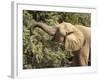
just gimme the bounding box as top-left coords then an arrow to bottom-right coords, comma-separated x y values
31,20 -> 57,36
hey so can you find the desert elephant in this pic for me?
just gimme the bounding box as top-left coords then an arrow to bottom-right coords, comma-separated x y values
30,20 -> 91,66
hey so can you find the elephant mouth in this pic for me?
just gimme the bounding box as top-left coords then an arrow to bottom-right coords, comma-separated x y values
52,39 -> 62,43
53,40 -> 64,46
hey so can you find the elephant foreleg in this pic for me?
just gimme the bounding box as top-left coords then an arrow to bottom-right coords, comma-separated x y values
72,41 -> 90,66
71,51 -> 80,66
79,41 -> 90,66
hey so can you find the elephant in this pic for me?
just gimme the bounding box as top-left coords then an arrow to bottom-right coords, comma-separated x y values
30,20 -> 91,66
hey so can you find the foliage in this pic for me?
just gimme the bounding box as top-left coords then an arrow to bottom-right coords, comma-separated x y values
23,10 -> 91,69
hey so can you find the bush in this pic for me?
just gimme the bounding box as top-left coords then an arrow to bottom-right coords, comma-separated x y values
23,10 -> 91,69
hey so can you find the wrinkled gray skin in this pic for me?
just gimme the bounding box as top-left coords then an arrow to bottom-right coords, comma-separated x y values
31,20 -> 91,66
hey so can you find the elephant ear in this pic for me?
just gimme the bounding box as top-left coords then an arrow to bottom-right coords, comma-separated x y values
64,23 -> 85,51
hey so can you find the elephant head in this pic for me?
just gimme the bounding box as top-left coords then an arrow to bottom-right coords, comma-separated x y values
52,22 -> 85,51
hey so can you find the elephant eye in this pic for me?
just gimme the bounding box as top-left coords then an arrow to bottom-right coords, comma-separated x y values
66,32 -> 74,35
